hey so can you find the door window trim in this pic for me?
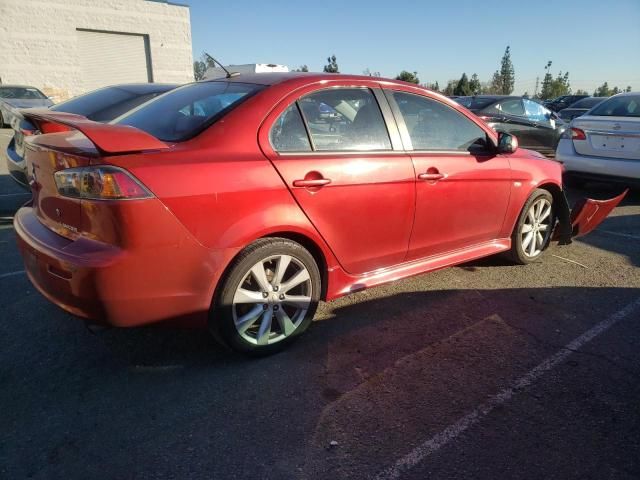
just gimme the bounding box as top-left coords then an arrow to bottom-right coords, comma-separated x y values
384,89 -> 496,155
270,86 -> 404,155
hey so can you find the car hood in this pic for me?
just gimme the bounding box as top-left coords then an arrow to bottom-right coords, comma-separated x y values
520,148 -> 547,160
1,98 -> 54,109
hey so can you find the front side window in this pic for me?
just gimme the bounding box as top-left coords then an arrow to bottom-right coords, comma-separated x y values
0,87 -> 47,99
589,95 -> 640,117
270,104 -> 311,152
115,81 -> 264,142
298,88 -> 391,151
391,91 -> 489,153
523,99 -> 551,122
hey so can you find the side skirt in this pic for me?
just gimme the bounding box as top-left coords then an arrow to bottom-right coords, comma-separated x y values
326,239 -> 511,300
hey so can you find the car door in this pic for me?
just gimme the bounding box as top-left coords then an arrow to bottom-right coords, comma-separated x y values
260,85 -> 416,275
386,89 -> 512,260
482,98 -> 539,149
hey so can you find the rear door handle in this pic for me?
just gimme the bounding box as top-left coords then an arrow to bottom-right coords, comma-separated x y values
418,172 -> 444,181
292,178 -> 332,187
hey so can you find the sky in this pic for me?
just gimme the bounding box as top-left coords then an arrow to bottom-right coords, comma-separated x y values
187,0 -> 640,94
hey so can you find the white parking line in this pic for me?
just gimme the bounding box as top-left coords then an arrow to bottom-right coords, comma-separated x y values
0,270 -> 25,280
374,296 -> 640,480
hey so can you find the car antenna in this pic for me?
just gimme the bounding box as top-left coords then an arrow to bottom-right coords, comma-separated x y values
204,53 -> 240,78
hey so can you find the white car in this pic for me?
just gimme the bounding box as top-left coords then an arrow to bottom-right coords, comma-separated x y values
555,92 -> 640,187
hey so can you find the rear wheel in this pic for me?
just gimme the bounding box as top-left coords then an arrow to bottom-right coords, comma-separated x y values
509,189 -> 555,264
212,238 -> 321,355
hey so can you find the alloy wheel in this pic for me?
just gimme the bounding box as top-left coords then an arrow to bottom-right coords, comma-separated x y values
232,255 -> 312,346
521,197 -> 553,258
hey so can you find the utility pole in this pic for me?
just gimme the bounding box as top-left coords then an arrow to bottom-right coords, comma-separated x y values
534,76 -> 539,97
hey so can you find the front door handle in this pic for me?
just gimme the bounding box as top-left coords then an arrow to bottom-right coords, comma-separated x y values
418,172 -> 444,181
292,178 -> 332,187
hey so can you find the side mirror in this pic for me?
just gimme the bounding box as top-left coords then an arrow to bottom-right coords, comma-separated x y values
497,131 -> 518,154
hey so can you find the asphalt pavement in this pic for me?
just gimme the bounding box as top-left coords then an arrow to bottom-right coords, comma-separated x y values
1,128 -> 639,479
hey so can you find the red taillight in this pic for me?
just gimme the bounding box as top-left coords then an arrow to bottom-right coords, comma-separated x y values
54,166 -> 152,200
571,128 -> 586,140
39,121 -> 72,134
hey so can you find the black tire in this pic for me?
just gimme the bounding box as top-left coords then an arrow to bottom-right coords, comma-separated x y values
508,189 -> 555,265
211,237 -> 321,356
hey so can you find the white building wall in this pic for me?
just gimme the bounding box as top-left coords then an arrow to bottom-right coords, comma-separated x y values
0,0 -> 193,101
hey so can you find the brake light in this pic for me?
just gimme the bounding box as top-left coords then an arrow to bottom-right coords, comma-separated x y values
54,166 -> 152,200
570,128 -> 586,140
39,121 -> 72,134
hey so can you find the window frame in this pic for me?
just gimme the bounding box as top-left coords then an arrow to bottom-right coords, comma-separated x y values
269,86 -> 404,155
384,89 -> 497,155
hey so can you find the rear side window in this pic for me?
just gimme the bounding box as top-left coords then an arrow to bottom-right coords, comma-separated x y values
523,99 -> 551,122
391,91 -> 489,153
270,104 -> 311,152
115,82 -> 264,141
589,95 -> 640,117
488,99 -> 525,116
298,88 -> 391,151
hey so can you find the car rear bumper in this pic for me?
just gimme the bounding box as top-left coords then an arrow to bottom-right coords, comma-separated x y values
14,206 -> 234,328
555,138 -> 640,183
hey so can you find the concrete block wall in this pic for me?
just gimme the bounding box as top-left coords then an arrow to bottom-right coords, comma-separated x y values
0,0 -> 193,101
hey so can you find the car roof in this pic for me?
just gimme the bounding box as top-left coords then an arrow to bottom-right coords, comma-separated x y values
197,71 -> 419,87
100,83 -> 179,93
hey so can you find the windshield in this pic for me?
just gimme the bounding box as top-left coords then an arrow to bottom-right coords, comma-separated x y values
115,81 -> 264,142
453,97 -> 498,110
589,95 -> 640,117
0,87 -> 47,100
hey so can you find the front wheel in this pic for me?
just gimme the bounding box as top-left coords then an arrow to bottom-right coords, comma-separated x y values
212,238 -> 321,355
509,189 -> 555,264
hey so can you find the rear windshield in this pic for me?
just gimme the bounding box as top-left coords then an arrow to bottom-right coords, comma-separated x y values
51,85 -> 175,122
570,97 -> 603,109
114,82 -> 264,142
0,87 -> 47,99
589,95 -> 640,117
454,97 -> 498,111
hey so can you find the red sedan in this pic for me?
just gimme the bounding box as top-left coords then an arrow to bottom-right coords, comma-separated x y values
14,73 -> 624,355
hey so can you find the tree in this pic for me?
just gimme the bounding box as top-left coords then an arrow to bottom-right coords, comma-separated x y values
469,73 -> 481,95
539,61 -> 554,99
575,89 -> 589,95
294,65 -> 309,72
453,73 -> 472,96
443,79 -> 458,96
323,55 -> 339,73
395,70 -> 420,84
193,53 -> 216,81
363,68 -> 381,77
424,80 -> 440,92
486,70 -> 503,94
626,86 -> 632,92
594,82 -> 611,97
499,46 -> 515,94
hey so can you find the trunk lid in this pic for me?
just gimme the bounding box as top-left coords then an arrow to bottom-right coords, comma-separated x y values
572,115 -> 640,160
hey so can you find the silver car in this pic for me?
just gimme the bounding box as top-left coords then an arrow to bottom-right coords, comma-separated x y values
555,92 -> 640,187
0,85 -> 54,128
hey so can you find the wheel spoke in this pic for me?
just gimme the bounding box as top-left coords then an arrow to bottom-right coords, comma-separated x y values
275,309 -> 296,336
233,288 -> 263,305
283,295 -> 312,310
528,233 -> 537,256
522,224 -> 533,234
272,255 -> 292,287
536,232 -> 544,248
280,268 -> 310,294
539,203 -> 552,222
250,261 -> 271,292
235,305 -> 263,334
256,310 -> 273,346
538,224 -> 549,232
522,231 -> 534,250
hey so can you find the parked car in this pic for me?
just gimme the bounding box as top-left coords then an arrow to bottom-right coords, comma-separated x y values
14,74 -> 623,355
0,85 -> 53,128
556,92 -> 640,187
544,94 -> 590,112
4,83 -> 178,187
454,95 -> 567,156
557,97 -> 605,122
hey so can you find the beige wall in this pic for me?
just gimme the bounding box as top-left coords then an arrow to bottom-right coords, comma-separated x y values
0,0 -> 193,101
